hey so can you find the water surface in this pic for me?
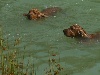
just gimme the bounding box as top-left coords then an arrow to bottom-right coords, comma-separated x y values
0,0 -> 100,75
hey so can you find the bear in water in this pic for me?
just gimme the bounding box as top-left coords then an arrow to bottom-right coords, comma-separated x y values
63,24 -> 100,42
23,7 -> 62,20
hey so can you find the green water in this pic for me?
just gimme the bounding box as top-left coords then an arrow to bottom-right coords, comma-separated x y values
0,0 -> 100,75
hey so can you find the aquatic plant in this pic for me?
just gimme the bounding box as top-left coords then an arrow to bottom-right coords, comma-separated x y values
0,26 -> 64,75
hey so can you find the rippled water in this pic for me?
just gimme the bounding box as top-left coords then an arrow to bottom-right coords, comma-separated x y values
0,0 -> 100,75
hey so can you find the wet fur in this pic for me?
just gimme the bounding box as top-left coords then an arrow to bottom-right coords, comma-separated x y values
23,7 -> 61,20
63,24 -> 100,41
41,7 -> 62,16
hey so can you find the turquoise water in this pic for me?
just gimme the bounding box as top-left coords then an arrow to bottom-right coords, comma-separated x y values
0,0 -> 100,75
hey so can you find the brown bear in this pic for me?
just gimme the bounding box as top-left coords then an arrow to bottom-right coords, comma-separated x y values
23,7 -> 62,20
63,24 -> 100,41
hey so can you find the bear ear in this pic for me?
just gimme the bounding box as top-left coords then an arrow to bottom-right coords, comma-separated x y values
78,30 -> 88,37
77,30 -> 83,37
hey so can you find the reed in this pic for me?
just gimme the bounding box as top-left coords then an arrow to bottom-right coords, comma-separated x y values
0,26 -> 64,75
45,49 -> 64,75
